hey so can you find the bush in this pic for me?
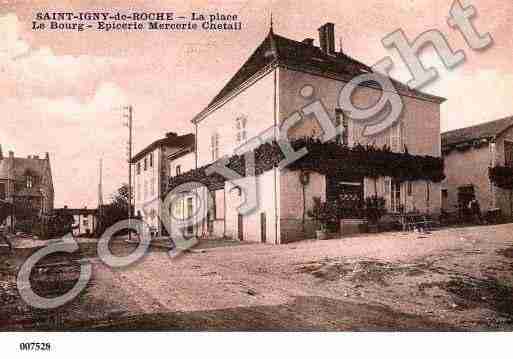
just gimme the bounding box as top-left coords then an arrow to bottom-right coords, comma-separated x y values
307,197 -> 339,231
364,196 -> 387,224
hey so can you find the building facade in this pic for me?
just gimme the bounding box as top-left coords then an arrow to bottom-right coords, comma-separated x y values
131,132 -> 195,236
0,146 -> 54,228
442,116 -> 513,218
54,206 -> 98,236
183,23 -> 445,243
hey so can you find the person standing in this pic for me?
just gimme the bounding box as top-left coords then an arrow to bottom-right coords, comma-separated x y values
470,198 -> 482,224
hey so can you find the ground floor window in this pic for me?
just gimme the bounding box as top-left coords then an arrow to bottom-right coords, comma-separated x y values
390,179 -> 402,213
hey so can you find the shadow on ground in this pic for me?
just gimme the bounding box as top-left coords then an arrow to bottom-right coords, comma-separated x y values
28,296 -> 454,331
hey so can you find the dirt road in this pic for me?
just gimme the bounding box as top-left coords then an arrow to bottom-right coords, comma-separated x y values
3,224 -> 513,330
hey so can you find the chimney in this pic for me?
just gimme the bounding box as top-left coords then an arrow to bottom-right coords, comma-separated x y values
27,155 -> 32,159
318,22 -> 335,54
166,132 -> 177,138
33,155 -> 39,159
45,152 -> 49,160
302,38 -> 314,46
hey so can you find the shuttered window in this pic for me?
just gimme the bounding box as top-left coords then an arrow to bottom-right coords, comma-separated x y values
505,140 -> 513,167
236,116 -> 247,143
211,132 -> 219,161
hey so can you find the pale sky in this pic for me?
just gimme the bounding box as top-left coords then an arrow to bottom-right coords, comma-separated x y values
1,0 -> 512,208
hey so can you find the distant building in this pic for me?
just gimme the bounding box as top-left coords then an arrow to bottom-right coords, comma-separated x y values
54,206 -> 98,236
442,116 -> 513,217
130,132 -> 195,236
0,146 -> 54,228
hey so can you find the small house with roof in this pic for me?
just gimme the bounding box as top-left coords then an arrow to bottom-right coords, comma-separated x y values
442,116 -> 513,218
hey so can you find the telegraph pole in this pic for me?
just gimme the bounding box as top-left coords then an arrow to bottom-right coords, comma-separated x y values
124,105 -> 133,241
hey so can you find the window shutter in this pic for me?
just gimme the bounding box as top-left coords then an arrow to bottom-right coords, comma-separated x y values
505,141 -> 513,167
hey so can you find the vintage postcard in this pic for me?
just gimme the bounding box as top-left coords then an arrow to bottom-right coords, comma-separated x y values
1,0 -> 513,357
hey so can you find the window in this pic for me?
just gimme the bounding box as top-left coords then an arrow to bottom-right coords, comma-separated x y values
442,189 -> 448,199
176,165 -> 181,176
144,157 -> 147,171
352,124 -> 360,145
83,219 -> 89,227
26,176 -> 33,189
236,116 -> 247,143
137,162 -> 141,175
0,183 -> 5,200
505,140 -> 513,167
383,178 -> 391,195
407,181 -> 413,196
426,182 -> 431,202
186,197 -> 193,219
208,190 -> 217,221
335,109 -> 348,145
390,123 -> 403,153
390,180 -> 402,213
149,153 -> 153,168
150,178 -> 155,197
211,132 -> 219,161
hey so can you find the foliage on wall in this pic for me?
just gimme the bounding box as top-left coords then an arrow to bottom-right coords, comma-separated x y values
166,137 -> 445,193
489,166 -> 513,190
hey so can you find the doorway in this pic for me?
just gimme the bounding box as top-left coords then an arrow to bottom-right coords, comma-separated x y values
260,212 -> 266,243
237,214 -> 243,241
186,197 -> 194,235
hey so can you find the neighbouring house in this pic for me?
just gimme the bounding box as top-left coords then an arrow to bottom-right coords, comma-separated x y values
130,132 -> 195,236
0,146 -> 54,230
169,23 -> 445,244
54,206 -> 98,236
442,116 -> 513,219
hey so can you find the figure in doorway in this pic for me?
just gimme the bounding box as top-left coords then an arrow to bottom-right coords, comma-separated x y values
468,198 -> 482,225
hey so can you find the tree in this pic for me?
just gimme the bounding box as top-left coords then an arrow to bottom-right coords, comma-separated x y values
95,184 -> 134,236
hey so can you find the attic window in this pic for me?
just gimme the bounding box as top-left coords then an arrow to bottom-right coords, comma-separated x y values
235,116 -> 247,143
26,175 -> 34,189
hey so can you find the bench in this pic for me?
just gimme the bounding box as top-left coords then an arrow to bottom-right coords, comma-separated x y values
401,214 -> 439,233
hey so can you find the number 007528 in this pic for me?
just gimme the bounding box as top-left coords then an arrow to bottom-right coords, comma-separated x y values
19,342 -> 52,351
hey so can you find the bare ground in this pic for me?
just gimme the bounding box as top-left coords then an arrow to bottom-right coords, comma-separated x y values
3,224 -> 513,330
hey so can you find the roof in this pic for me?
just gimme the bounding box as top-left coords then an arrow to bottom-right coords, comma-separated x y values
54,207 -> 98,215
0,156 -> 48,180
131,133 -> 195,163
193,28 -> 445,123
442,116 -> 513,148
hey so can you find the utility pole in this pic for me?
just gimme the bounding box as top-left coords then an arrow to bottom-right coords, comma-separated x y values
98,158 -> 104,235
124,105 -> 133,241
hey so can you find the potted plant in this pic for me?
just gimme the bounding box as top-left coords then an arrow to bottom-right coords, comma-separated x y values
307,197 -> 338,240
364,196 -> 386,233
